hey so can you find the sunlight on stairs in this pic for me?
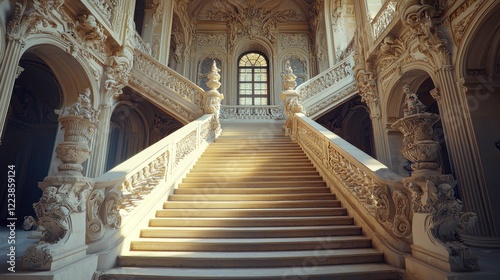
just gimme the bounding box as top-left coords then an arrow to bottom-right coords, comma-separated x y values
102,122 -> 400,279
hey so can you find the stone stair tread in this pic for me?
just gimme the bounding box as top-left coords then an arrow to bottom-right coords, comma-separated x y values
177,182 -> 327,188
155,207 -> 347,217
131,236 -> 370,243
168,193 -> 335,200
100,264 -> 400,279
173,186 -> 330,194
140,225 -> 363,238
163,200 -> 341,209
120,248 -> 383,258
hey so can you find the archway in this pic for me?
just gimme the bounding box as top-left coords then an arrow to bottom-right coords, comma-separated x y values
316,96 -> 375,157
0,56 -> 61,225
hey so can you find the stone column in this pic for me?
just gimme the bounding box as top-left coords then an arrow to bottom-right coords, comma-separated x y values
0,34 -> 25,142
85,103 -> 113,177
86,23 -> 134,176
22,89 -> 99,271
280,60 -> 305,135
203,61 -> 224,137
436,68 -> 497,243
157,0 -> 174,65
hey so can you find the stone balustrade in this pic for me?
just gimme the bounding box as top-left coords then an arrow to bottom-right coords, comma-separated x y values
86,114 -> 218,256
295,53 -> 357,118
220,105 -> 284,120
371,0 -> 398,41
288,113 -> 413,260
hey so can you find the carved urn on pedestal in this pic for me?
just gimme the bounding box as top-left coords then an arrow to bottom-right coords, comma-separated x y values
392,85 -> 440,177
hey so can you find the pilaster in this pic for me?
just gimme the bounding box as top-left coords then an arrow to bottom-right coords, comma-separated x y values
436,66 -> 496,240
0,35 -> 25,142
86,103 -> 113,177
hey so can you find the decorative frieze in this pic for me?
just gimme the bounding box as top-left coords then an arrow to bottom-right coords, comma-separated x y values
279,33 -> 308,50
448,0 -> 486,45
197,34 -> 226,50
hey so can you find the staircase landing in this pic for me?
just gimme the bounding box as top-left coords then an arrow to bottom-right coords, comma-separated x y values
101,121 -> 400,279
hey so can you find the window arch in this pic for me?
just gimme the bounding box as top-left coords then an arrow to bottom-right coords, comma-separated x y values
237,52 -> 269,105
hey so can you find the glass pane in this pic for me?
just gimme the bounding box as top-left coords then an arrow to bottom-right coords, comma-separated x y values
256,55 -> 267,66
239,98 -> 252,105
254,98 -> 268,105
239,71 -> 252,81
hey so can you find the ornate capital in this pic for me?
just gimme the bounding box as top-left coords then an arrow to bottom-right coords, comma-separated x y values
75,14 -> 106,42
103,53 -> 133,98
400,0 -> 450,67
355,68 -> 380,119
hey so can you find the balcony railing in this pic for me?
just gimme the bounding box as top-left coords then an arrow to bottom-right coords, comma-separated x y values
295,53 -> 356,117
371,0 -> 398,41
220,105 -> 284,120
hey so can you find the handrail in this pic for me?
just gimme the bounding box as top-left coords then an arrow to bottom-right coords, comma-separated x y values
86,114 -> 217,255
289,113 -> 412,266
220,104 -> 284,120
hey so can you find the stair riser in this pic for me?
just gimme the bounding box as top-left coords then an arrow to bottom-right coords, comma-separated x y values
185,171 -> 320,177
181,177 -> 323,183
168,194 -> 337,201
99,271 -> 400,280
148,217 -> 353,227
173,187 -> 330,194
130,240 -> 372,252
189,166 -> 318,172
163,201 -> 341,209
177,182 -> 327,188
155,208 -> 347,218
140,227 -> 363,238
117,253 -> 384,268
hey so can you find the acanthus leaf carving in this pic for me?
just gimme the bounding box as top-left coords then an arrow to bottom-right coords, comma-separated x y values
400,1 -> 450,68
409,180 -> 479,271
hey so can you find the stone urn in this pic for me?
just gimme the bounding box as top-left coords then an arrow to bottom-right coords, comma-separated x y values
392,112 -> 440,172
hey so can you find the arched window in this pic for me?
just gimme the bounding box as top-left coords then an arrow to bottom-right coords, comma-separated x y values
237,52 -> 269,105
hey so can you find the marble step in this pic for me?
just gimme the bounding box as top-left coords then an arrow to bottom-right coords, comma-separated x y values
167,193 -> 336,201
140,225 -> 363,238
147,216 -> 353,227
181,175 -> 324,183
99,264 -> 401,280
130,236 -> 372,252
177,181 -> 327,188
117,248 -> 385,268
155,207 -> 347,218
162,200 -> 341,209
173,186 -> 330,194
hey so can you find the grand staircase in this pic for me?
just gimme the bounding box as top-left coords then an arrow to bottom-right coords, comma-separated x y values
101,123 -> 400,279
